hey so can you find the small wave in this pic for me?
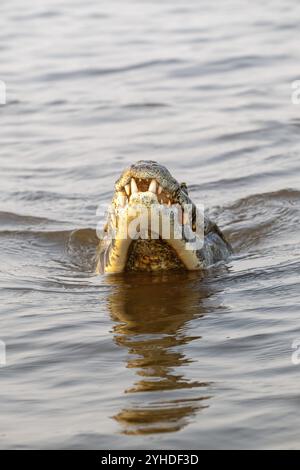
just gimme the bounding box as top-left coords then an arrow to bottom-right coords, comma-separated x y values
227,189 -> 300,208
0,225 -> 98,247
198,170 -> 300,191
36,59 -> 183,82
0,211 -> 64,227
216,189 -> 300,251
122,102 -> 169,110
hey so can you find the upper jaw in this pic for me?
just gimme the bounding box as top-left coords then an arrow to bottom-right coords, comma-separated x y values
113,164 -> 192,210
114,161 -> 181,200
112,175 -> 196,237
114,176 -> 180,209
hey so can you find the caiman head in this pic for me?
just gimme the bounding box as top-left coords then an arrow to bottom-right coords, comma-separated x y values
96,161 -> 210,274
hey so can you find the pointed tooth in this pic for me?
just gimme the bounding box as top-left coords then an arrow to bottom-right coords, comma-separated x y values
160,199 -> 163,204
158,185 -> 163,194
117,192 -> 126,207
148,179 -> 157,194
183,212 -> 189,224
131,178 -> 138,194
168,200 -> 171,207
125,184 -> 131,196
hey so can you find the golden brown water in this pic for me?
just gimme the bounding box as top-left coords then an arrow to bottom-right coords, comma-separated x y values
0,0 -> 300,450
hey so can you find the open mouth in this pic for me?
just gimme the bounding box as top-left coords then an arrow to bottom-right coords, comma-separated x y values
97,162 -> 203,274
115,177 -> 177,208
96,162 -> 231,274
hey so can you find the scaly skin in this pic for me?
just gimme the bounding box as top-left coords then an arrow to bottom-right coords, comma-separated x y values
96,161 -> 232,273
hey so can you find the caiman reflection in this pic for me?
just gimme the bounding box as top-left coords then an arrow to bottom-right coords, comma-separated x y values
106,272 -> 215,435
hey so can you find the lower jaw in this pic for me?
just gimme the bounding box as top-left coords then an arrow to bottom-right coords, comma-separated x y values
103,237 -> 202,273
125,239 -> 186,272
103,205 -> 203,273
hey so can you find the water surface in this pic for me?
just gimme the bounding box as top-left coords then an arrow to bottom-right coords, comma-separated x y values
1,0 -> 300,449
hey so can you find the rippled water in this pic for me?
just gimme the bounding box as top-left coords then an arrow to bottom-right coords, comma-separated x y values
1,0 -> 300,450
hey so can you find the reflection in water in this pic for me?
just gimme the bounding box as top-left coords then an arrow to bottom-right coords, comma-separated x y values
106,272 -> 218,435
